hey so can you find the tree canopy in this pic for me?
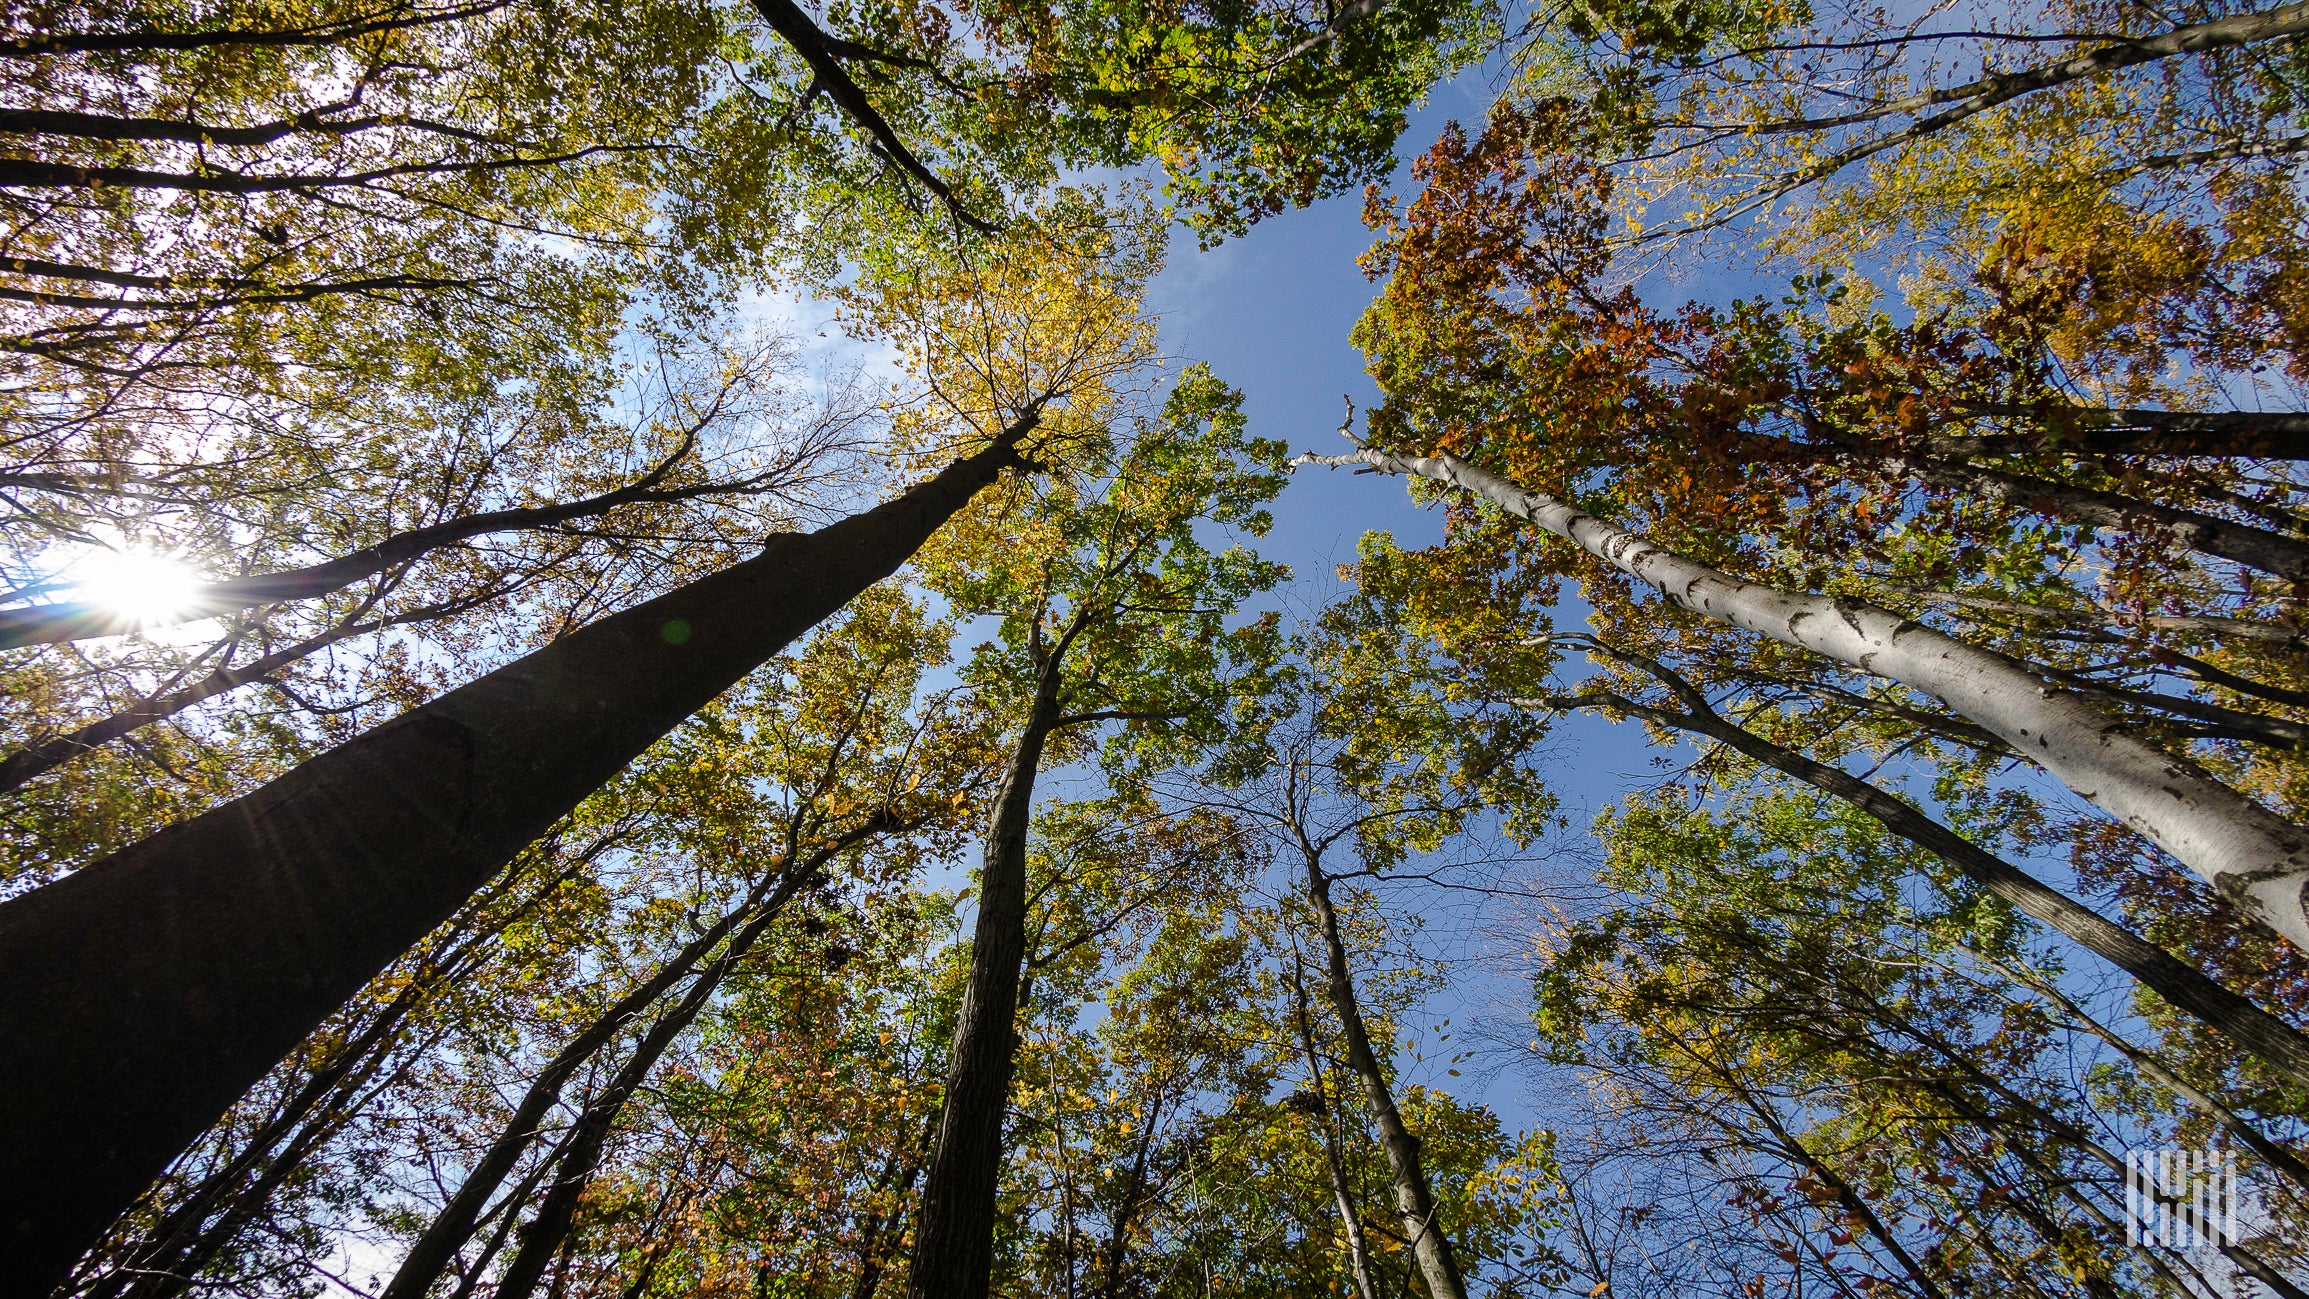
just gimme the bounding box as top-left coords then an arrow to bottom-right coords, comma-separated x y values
8,0 -> 2309,1296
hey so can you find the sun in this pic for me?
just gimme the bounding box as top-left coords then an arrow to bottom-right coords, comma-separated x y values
72,547 -> 207,624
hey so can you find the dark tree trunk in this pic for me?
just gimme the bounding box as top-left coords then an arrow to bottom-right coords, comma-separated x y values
905,672 -> 1064,1299
1944,404 -> 2309,460
0,425 -> 1033,1298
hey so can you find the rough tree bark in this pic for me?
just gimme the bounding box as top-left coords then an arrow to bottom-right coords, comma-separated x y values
0,419 -> 1038,1298
1295,446 -> 2309,951
1298,845 -> 1469,1299
1287,954 -> 1382,1299
905,661 -> 1066,1299
1517,642 -> 2309,1088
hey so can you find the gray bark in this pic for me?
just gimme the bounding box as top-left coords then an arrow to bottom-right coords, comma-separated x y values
1296,446 -> 2309,950
1300,851 -> 1468,1299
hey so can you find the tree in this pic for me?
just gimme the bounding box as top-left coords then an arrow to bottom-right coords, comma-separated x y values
1157,595 -> 1554,1299
903,354 -> 1289,1299
1529,778 -> 2309,1296
1511,635 -> 2309,1090
0,414 -> 1037,1294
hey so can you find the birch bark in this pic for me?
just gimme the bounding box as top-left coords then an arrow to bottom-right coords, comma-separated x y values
1295,447 -> 2309,949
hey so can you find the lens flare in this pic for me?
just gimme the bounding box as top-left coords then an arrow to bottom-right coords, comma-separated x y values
74,548 -> 205,623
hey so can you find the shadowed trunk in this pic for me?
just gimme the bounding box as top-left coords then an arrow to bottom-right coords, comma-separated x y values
905,669 -> 1064,1299
0,422 -> 1035,1298
1873,447 -> 2309,584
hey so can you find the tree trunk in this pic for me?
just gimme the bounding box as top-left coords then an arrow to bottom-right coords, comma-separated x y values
90,841 -> 597,1299
1527,662 -> 2309,1088
1299,850 -> 1468,1299
1298,447 -> 2309,951
1288,956 -> 1381,1299
905,675 -> 1063,1299
1878,448 -> 2309,584
0,422 -> 1035,1298
1942,404 -> 2309,460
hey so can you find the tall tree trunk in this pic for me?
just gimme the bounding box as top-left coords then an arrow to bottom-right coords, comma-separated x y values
1288,955 -> 1382,1299
1520,651 -> 2309,1087
90,840 -> 599,1299
905,671 -> 1064,1299
0,421 -> 1036,1298
1298,446 -> 2309,951
1298,847 -> 1468,1299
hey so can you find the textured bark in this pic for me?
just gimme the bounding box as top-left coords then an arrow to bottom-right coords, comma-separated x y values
1297,447 -> 2309,950
1287,957 -> 1381,1299
1522,652 -> 2309,1088
0,424 -> 1033,1297
1300,852 -> 1468,1299
905,673 -> 1063,1299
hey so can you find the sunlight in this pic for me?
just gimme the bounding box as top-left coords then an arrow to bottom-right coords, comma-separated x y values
71,546 -> 206,624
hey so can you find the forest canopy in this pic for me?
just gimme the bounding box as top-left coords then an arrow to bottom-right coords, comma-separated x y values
4,0 -> 2309,1297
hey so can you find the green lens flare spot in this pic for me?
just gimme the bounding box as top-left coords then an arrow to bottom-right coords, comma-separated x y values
660,618 -> 693,645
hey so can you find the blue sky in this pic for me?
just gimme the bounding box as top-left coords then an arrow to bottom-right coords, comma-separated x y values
1143,88 -> 1681,1133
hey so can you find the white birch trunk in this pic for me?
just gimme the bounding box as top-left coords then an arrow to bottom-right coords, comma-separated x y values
1298,447 -> 2309,949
